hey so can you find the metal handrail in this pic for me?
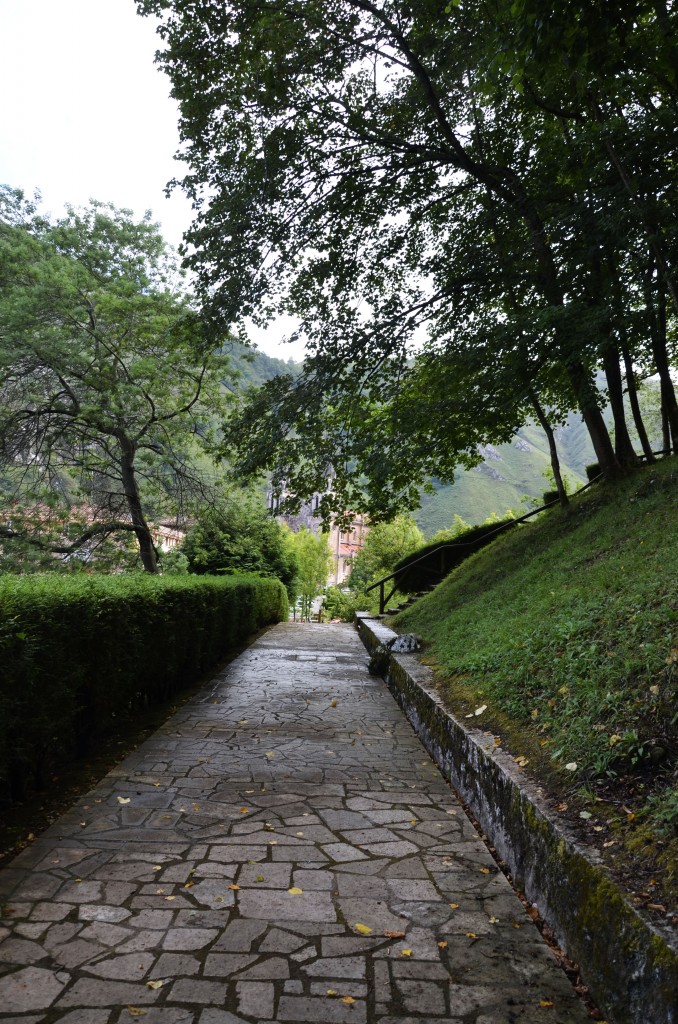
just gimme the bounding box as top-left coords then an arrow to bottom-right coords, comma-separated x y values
366,446 -> 674,615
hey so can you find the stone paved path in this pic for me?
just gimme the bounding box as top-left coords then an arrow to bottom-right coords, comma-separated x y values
0,623 -> 591,1023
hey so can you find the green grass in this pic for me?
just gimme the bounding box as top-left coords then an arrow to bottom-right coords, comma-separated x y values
396,459 -> 678,900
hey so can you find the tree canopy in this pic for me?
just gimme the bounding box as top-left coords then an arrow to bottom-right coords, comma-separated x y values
0,189 -> 229,571
137,0 -> 678,516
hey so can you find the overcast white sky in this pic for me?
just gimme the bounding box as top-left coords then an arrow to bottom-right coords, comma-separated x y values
0,0 -> 302,360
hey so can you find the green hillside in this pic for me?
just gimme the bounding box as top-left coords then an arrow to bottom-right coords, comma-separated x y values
396,458 -> 678,906
415,417 -> 593,535
230,344 -> 302,389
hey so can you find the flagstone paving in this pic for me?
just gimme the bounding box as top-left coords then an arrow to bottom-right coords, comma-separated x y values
0,622 -> 591,1023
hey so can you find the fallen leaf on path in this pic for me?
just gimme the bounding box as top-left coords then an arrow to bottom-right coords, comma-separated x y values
146,980 -> 164,990
326,989 -> 338,996
117,797 -> 131,805
539,999 -> 554,1007
164,896 -> 176,901
288,887 -> 303,895
400,949 -> 412,957
228,884 -> 240,891
466,932 -> 478,939
127,1009 -> 147,1018
488,916 -> 499,924
330,700 -> 338,707
240,807 -> 249,814
340,996 -> 356,1004
479,867 -> 491,875
256,876 -> 265,882
265,751 -> 275,757
383,930 -> 406,939
437,940 -> 448,949
353,923 -> 373,935
449,903 -> 460,909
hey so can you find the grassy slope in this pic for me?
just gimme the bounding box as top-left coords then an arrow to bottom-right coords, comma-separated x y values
396,459 -> 678,905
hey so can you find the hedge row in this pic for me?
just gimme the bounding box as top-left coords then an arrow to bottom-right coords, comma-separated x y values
0,573 -> 288,801
390,517 -> 517,594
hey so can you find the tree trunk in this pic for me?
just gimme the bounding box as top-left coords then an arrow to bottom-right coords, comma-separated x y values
645,271 -> 678,452
620,344 -> 655,462
119,437 -> 158,573
601,343 -> 639,467
566,360 -> 623,479
531,395 -> 568,506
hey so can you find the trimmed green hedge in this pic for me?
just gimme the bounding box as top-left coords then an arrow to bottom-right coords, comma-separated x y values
390,518 -> 517,594
0,573 -> 288,801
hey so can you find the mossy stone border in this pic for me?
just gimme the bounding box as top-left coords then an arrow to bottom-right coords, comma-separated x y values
355,612 -> 678,1024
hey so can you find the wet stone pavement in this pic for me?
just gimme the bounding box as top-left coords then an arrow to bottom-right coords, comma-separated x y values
0,622 -> 591,1024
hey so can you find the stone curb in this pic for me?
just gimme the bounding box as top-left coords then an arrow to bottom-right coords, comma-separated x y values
355,612 -> 678,1024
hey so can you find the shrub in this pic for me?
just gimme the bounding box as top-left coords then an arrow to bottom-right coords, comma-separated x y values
542,490 -> 560,505
0,573 -> 288,801
585,462 -> 601,481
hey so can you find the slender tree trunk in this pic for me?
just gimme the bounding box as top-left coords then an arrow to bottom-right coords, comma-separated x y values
605,247 -> 655,462
119,437 -> 158,573
620,344 -> 655,462
531,395 -> 568,506
601,342 -> 639,467
645,271 -> 678,452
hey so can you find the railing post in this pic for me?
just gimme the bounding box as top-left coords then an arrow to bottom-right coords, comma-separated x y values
380,580 -> 385,615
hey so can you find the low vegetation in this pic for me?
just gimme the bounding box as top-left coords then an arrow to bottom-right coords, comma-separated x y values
395,459 -> 678,908
0,573 -> 288,803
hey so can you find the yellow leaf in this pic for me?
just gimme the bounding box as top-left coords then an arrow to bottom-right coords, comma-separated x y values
265,751 -> 275,757
437,940 -> 448,949
326,989 -> 338,996
353,923 -> 373,935
228,884 -> 240,891
183,882 -> 194,889
164,896 -> 176,901
539,999 -> 554,1008
153,865 -> 162,871
400,948 -> 412,957
256,876 -> 265,882
193,804 -> 200,812
146,980 -> 164,990
449,903 -> 460,909
288,887 -> 304,895
466,932 -> 478,939
127,1009 -> 147,1018
117,796 -> 131,805
340,996 -> 356,1005
330,700 -> 338,707
488,915 -> 499,924
479,867 -> 491,874
409,819 -> 417,824
240,807 -> 249,814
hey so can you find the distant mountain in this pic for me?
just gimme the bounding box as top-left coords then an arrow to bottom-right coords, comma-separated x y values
229,344 -> 302,389
414,414 -> 597,535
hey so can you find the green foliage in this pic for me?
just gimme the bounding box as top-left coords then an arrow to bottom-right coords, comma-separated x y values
285,526 -> 332,619
0,573 -> 288,802
323,585 -> 371,622
348,515 -> 424,592
137,0 -> 678,509
177,491 -> 298,600
397,459 -> 678,796
0,189 -> 229,572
